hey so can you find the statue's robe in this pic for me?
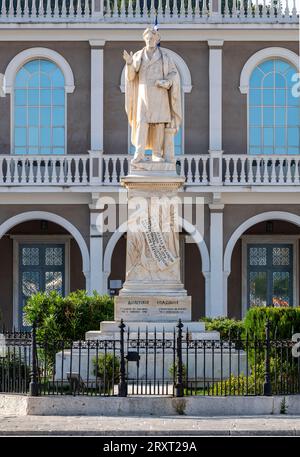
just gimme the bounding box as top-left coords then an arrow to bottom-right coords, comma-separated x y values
125,47 -> 182,150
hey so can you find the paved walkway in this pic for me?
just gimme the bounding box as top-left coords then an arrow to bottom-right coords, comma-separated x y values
0,415 -> 300,435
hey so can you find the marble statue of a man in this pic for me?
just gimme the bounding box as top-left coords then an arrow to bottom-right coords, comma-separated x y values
123,28 -> 182,167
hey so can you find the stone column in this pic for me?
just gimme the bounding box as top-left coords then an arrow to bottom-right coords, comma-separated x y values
89,40 -> 105,154
209,203 -> 225,317
208,40 -> 224,186
89,203 -> 105,295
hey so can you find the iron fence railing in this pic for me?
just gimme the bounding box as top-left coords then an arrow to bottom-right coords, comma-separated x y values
0,319 -> 299,397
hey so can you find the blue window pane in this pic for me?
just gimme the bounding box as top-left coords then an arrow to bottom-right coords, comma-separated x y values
53,89 -> 65,106
174,128 -> 182,155
263,73 -> 274,88
249,89 -> 261,106
275,89 -> 286,106
40,74 -> 51,88
41,128 -> 51,147
250,68 -> 263,88
287,89 -> 300,106
28,108 -> 39,126
40,60 -> 56,73
41,108 -> 51,126
250,127 -> 261,146
15,107 -> 27,126
28,73 -> 39,88
28,147 -> 38,155
263,128 -> 273,146
275,60 -> 290,74
287,107 -> 300,125
28,89 -> 39,106
15,90 -> 26,106
41,148 -> 51,155
275,147 -> 285,154
53,148 -> 65,155
275,128 -> 285,146
29,127 -> 38,146
263,89 -> 274,105
248,59 -> 298,156
288,147 -> 299,154
249,147 -> 261,155
15,147 -> 27,155
275,73 -> 286,88
40,90 -> 51,106
263,108 -> 273,126
275,108 -> 285,126
24,60 -> 39,74
53,107 -> 64,126
263,147 -> 274,154
285,67 -> 297,84
53,128 -> 64,147
15,68 -> 29,87
258,60 -> 274,74
14,59 -> 66,155
52,69 -> 65,87
15,128 -> 26,146
249,107 -> 261,125
288,128 -> 299,147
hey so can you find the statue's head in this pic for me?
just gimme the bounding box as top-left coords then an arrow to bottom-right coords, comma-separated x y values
143,27 -> 160,48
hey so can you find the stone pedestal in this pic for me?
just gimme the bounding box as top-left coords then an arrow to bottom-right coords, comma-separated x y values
86,170 -> 209,340
119,173 -> 187,298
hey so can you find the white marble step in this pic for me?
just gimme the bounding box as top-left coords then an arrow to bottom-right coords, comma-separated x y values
101,320 -> 205,333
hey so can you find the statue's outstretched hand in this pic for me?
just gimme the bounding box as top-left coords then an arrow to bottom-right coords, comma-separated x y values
123,50 -> 133,65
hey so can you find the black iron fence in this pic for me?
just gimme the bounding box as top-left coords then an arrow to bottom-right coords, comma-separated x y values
0,320 -> 299,397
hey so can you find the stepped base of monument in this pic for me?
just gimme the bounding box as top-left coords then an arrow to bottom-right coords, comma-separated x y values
85,320 -> 220,341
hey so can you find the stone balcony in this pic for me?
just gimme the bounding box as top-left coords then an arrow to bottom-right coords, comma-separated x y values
0,0 -> 299,24
1,152 -> 300,188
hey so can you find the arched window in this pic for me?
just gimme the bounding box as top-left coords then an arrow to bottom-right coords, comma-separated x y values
249,59 -> 299,155
14,59 -> 65,155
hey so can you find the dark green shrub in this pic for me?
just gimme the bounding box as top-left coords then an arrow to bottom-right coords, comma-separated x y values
168,362 -> 187,380
244,307 -> 300,341
92,353 -> 120,393
24,290 -> 114,341
0,356 -> 30,392
211,357 -> 298,396
202,317 -> 245,340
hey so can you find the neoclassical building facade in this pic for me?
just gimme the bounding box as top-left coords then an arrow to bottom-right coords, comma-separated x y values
0,2 -> 299,329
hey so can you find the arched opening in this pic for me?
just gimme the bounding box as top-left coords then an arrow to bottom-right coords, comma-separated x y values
0,212 -> 89,330
227,217 -> 300,319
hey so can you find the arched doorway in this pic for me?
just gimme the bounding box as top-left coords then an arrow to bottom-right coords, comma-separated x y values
225,212 -> 300,319
0,212 -> 89,330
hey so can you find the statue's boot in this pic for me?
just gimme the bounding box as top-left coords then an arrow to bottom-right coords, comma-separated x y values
131,151 -> 145,164
152,151 -> 164,162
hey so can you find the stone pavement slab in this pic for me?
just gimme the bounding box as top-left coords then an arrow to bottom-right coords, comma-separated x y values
0,415 -> 300,436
